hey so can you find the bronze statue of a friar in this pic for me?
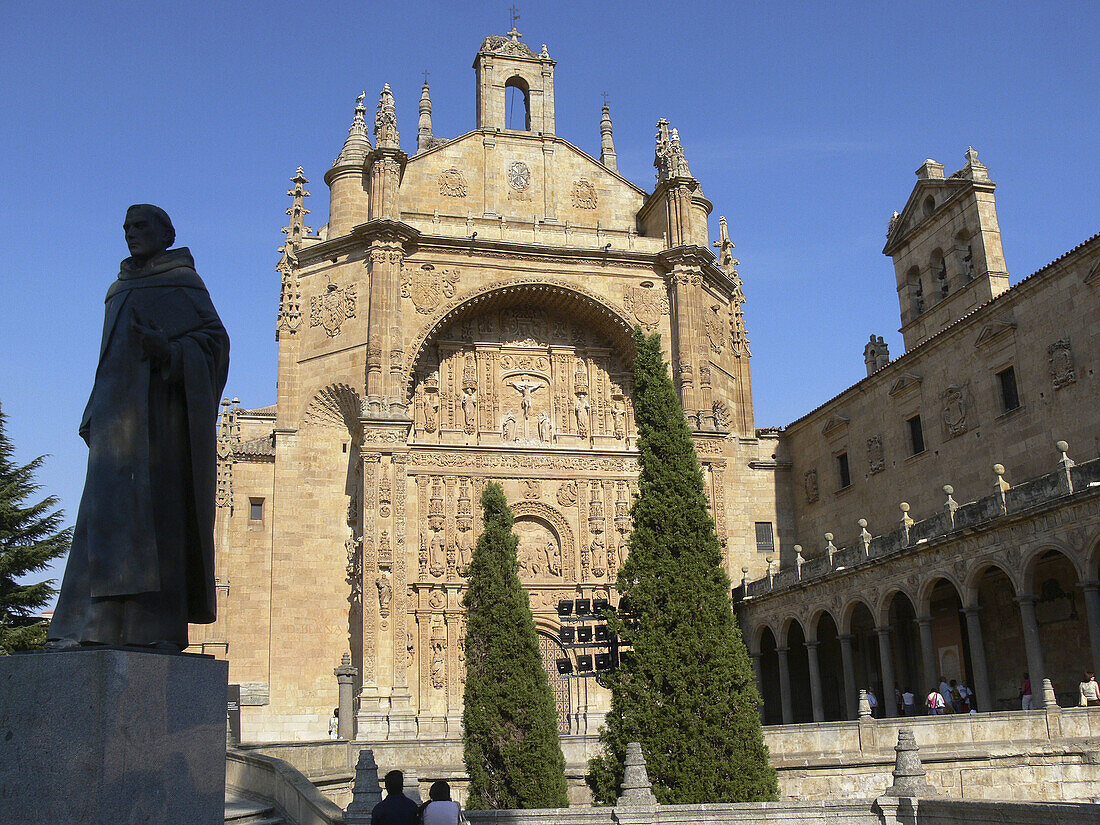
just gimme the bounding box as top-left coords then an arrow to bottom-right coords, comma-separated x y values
49,205 -> 229,651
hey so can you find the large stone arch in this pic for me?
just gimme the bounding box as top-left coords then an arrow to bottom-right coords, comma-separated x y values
509,500 -> 577,584
404,278 -> 638,402
840,596 -> 877,635
1021,541 -> 1086,596
964,560 -> 1019,605
916,571 -> 966,617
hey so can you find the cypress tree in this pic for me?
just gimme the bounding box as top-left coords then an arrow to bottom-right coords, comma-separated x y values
462,482 -> 569,809
587,329 -> 777,803
0,409 -> 72,654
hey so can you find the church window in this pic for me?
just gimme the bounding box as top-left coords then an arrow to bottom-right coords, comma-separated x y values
836,452 -> 851,489
997,366 -> 1020,412
249,498 -> 264,521
755,522 -> 774,554
505,75 -> 531,131
922,195 -> 935,217
907,414 -> 925,455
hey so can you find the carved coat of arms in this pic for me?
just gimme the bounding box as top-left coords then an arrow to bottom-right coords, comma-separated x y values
401,263 -> 459,314
310,282 -> 357,337
624,284 -> 668,331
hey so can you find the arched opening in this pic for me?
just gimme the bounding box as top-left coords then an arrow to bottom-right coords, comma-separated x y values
887,591 -> 922,714
931,248 -> 948,300
974,565 -> 1026,710
537,631 -> 572,733
922,195 -> 935,217
848,601 -> 880,713
505,75 -> 531,131
758,627 -> 782,726
785,619 -> 813,722
814,611 -> 845,721
955,229 -> 975,281
1028,549 -> 1089,706
907,266 -> 924,318
927,578 -> 973,709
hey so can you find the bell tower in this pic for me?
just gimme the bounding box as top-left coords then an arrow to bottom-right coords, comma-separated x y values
473,26 -> 556,135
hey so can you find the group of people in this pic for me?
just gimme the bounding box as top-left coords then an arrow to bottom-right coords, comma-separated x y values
863,670 -> 1100,716
371,771 -> 464,825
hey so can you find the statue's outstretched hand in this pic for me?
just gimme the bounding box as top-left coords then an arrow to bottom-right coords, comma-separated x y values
131,310 -> 172,362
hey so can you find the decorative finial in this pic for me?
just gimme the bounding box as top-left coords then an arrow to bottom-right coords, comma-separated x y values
507,4 -> 522,39
374,83 -> 400,150
422,69 -> 430,87
599,97 -> 617,172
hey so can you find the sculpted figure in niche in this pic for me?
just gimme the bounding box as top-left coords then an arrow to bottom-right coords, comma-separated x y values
575,395 -> 591,438
375,573 -> 392,618
431,647 -> 446,689
423,392 -> 439,433
49,205 -> 230,650
611,403 -> 626,439
455,529 -> 473,575
462,388 -> 477,433
510,378 -> 543,419
429,529 -> 446,577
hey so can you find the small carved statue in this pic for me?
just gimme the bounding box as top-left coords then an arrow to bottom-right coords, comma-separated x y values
375,573 -> 392,617
429,529 -> 446,577
510,378 -> 543,418
575,395 -> 591,438
462,388 -> 478,433
502,414 -> 517,442
611,403 -> 626,439
538,412 -> 553,442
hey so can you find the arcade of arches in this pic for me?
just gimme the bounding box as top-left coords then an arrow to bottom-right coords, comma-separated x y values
745,528 -> 1100,723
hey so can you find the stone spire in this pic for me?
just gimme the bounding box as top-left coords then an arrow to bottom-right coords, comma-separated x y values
333,92 -> 371,167
599,99 -> 617,171
864,334 -> 889,375
281,167 -> 312,251
715,217 -> 749,357
616,742 -> 658,806
417,80 -> 434,153
959,146 -> 991,182
884,728 -> 936,797
374,83 -> 400,150
654,118 -> 692,183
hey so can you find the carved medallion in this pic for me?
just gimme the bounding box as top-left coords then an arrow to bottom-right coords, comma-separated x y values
508,161 -> 531,191
571,179 -> 598,209
557,481 -> 578,508
402,263 -> 459,314
310,282 -> 357,337
1048,339 -> 1076,389
624,283 -> 668,331
438,168 -> 467,197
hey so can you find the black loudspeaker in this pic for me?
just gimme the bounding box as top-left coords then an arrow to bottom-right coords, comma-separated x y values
575,598 -> 592,616
559,626 -> 575,644
556,658 -> 573,674
594,624 -> 609,642
576,655 -> 593,672
557,600 -> 573,616
595,653 -> 613,672
576,626 -> 593,643
593,598 -> 610,614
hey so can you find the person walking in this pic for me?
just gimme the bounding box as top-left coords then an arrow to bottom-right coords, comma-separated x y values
418,780 -> 462,825
372,770 -> 417,825
901,687 -> 916,716
1079,671 -> 1100,707
1020,673 -> 1033,710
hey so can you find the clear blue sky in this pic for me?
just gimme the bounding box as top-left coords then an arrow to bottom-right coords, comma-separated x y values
2,1 -> 1095,593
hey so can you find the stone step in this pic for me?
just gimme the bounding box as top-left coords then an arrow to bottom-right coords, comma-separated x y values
225,793 -> 284,825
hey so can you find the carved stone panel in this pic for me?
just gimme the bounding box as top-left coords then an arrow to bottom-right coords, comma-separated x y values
438,168 -> 468,197
867,434 -> 885,474
805,468 -> 819,503
1048,339 -> 1076,389
310,282 -> 357,336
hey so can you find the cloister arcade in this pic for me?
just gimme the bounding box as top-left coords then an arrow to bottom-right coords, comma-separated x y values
742,527 -> 1100,723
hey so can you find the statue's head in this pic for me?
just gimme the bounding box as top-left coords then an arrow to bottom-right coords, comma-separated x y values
123,204 -> 175,263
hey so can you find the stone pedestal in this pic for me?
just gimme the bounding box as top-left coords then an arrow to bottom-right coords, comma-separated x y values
0,648 -> 228,825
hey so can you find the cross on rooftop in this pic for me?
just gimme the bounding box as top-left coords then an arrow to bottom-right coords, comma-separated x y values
422,69 -> 430,86
602,91 -> 610,107
508,4 -> 521,38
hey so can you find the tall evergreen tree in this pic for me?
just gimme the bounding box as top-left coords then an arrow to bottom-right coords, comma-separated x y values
588,329 -> 777,803
0,409 -> 72,654
462,482 -> 569,809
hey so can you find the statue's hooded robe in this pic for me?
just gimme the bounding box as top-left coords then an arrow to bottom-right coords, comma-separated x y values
50,247 -> 229,646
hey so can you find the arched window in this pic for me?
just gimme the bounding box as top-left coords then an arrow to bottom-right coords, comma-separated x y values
907,266 -> 924,317
955,229 -> 974,281
922,195 -> 935,218
505,75 -> 531,131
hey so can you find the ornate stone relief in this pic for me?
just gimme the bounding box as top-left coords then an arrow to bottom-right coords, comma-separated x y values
1048,339 -> 1076,389
430,627 -> 447,689
867,434 -> 885,474
508,161 -> 531,191
402,264 -> 460,314
523,479 -> 541,499
376,572 -> 392,619
704,304 -> 726,353
941,384 -> 970,438
515,517 -> 562,578
571,179 -> 598,209
410,452 -> 639,472
623,282 -> 669,332
438,168 -> 467,197
310,282 -> 357,337
805,468 -> 819,503
556,481 -> 578,507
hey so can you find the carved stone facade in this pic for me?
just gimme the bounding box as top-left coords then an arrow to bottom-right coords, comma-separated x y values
198,31 -> 782,745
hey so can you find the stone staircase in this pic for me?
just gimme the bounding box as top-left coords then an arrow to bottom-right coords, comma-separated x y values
225,792 -> 284,825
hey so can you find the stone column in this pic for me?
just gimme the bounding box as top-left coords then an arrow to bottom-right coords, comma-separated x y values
1081,581 -> 1100,673
776,646 -> 794,724
917,615 -> 938,694
963,606 -> 993,713
334,653 -> 359,740
750,653 -> 765,723
1017,595 -> 1047,708
838,634 -> 859,720
806,640 -> 825,722
875,626 -> 897,718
